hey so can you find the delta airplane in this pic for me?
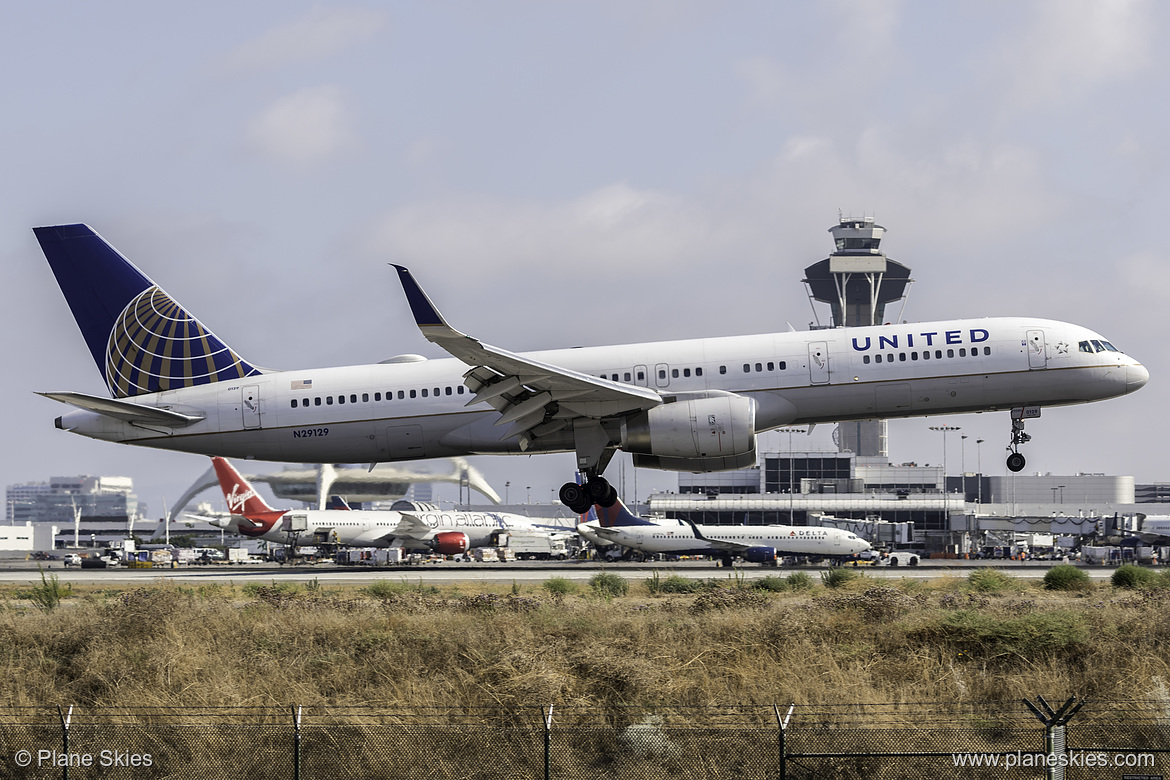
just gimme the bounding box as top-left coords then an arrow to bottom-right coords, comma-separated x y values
210,456 -> 554,554
578,497 -> 871,566
35,224 -> 1148,514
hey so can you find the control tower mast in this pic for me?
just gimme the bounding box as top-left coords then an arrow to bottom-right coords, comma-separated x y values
802,215 -> 913,458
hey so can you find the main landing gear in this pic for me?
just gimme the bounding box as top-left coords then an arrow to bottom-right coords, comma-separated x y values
1006,406 -> 1041,473
559,475 -> 618,514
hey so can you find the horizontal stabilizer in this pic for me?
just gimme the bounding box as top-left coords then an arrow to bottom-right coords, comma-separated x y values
38,391 -> 205,426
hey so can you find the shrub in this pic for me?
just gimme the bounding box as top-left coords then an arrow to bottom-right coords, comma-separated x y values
543,577 -> 579,596
590,572 -> 629,598
751,576 -> 788,593
690,587 -> 769,613
924,609 -> 1090,659
26,566 -> 69,612
1112,564 -> 1156,590
822,585 -> 918,621
821,568 -> 862,589
365,579 -> 441,601
968,568 -> 1016,594
1043,564 -> 1092,591
786,571 -> 816,591
645,573 -> 701,595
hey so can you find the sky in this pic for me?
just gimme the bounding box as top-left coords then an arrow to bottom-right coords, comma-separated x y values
2,0 -> 1167,517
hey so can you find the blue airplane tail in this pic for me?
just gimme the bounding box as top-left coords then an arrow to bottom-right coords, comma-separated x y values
34,224 -> 262,398
592,495 -> 655,527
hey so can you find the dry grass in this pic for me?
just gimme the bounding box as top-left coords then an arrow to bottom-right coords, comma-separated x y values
1,574 -> 1168,711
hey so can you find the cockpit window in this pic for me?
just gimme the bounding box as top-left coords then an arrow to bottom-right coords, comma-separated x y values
1079,341 -> 1093,353
1090,339 -> 1105,352
1100,341 -> 1119,352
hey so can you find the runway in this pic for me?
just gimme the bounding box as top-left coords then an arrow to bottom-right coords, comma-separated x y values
0,559 -> 1124,586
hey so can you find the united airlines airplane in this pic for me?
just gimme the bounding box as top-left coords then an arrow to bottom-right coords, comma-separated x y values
34,224 -> 1148,514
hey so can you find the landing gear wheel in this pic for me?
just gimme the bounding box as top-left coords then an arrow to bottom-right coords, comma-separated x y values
586,477 -> 612,505
559,482 -> 591,514
598,484 -> 618,508
1006,452 -> 1026,473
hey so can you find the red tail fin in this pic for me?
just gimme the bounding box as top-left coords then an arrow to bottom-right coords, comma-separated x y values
212,457 -> 277,516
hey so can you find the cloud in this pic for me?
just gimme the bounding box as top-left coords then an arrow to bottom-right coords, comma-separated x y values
217,6 -> 387,73
995,0 -> 1152,104
369,183 -> 717,283
246,85 -> 355,164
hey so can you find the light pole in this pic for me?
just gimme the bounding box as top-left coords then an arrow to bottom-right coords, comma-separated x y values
779,427 -> 806,523
976,438 -> 984,503
505,482 -> 510,504
929,425 -> 961,493
961,434 -> 968,498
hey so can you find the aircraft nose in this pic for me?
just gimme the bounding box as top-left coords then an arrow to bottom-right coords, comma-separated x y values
1127,363 -> 1150,394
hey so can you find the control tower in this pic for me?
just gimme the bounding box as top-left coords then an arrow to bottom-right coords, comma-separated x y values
802,215 -> 913,458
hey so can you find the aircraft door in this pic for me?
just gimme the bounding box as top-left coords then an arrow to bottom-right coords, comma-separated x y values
634,365 -> 648,387
1026,330 -> 1047,369
387,425 -> 427,458
808,342 -> 830,384
655,363 -> 670,388
241,385 -> 262,429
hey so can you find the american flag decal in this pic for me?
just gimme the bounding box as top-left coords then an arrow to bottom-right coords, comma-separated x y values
291,379 -> 313,390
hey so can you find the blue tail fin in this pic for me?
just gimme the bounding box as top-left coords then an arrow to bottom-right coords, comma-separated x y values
34,224 -> 261,398
592,496 -> 655,527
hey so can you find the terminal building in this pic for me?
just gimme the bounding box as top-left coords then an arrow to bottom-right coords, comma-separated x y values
5,475 -> 145,548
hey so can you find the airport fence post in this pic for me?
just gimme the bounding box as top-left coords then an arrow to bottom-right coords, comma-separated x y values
543,705 -> 554,780
1022,695 -> 1084,780
56,705 -> 72,780
774,703 -> 793,780
292,705 -> 302,780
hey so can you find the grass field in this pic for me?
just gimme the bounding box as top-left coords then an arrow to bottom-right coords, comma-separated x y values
4,568 -> 1170,711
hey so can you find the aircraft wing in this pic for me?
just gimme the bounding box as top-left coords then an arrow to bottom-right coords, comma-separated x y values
393,266 -> 662,448
39,391 -> 205,427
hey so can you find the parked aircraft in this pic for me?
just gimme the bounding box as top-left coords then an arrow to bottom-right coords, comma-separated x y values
578,495 -> 871,566
36,224 -> 1148,514
209,457 -> 557,553
169,458 -> 500,523
1134,514 -> 1170,545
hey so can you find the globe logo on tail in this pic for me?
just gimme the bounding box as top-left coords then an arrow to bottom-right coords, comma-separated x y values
105,286 -> 259,397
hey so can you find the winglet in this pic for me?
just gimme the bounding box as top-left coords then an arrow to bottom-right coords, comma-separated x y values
391,265 -> 451,329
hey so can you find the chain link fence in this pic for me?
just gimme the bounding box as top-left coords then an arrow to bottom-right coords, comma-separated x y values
0,700 -> 1166,778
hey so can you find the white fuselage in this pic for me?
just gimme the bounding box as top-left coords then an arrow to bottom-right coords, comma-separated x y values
227,506 -> 543,550
586,517 -> 871,558
55,317 -> 1147,464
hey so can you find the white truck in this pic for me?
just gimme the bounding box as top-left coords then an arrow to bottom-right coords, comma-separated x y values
505,532 -> 570,561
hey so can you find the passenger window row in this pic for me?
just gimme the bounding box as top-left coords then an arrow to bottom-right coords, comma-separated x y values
740,361 -> 786,373
290,385 -> 467,408
861,346 -> 992,365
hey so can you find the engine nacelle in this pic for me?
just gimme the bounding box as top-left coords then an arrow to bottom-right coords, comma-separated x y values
744,546 -> 777,565
430,531 -> 470,556
622,393 -> 757,472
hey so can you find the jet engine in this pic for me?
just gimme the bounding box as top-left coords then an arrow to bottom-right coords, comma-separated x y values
744,547 -> 778,565
430,532 -> 470,556
622,392 -> 757,472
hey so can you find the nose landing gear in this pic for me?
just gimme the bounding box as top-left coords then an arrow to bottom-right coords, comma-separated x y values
1006,407 -> 1041,473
